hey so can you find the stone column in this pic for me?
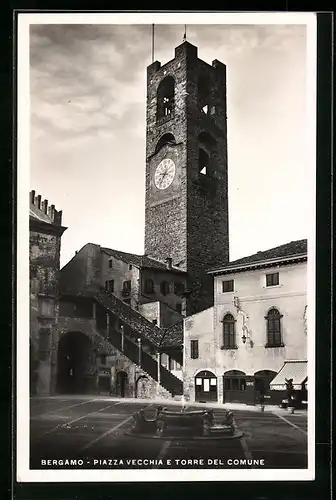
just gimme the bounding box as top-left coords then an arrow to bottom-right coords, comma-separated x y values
106,312 -> 110,336
137,338 -> 142,367
92,302 -> 96,328
157,352 -> 161,385
121,325 -> 124,352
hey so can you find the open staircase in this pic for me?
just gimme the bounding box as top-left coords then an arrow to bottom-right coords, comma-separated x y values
93,290 -> 183,396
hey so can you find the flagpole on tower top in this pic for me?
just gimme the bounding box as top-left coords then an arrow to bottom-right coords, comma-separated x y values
183,24 -> 187,41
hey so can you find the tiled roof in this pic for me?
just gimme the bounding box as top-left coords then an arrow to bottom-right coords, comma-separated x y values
209,239 -> 307,273
161,321 -> 183,348
101,247 -> 186,274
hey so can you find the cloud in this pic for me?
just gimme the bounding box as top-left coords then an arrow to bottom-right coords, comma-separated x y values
30,24 -> 151,145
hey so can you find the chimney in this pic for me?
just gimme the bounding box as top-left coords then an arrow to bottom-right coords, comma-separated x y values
30,190 -> 35,205
165,257 -> 172,270
36,194 -> 42,210
42,199 -> 48,214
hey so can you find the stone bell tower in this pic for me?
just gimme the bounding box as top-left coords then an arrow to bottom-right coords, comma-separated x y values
144,41 -> 229,315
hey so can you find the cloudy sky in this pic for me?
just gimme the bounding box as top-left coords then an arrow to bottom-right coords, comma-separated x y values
29,20 -> 312,268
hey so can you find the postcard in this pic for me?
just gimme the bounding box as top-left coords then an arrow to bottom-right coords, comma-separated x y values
16,11 -> 317,482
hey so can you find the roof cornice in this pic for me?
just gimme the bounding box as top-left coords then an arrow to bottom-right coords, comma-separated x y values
208,253 -> 307,275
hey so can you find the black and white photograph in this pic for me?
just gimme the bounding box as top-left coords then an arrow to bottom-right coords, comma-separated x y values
17,12 -> 317,482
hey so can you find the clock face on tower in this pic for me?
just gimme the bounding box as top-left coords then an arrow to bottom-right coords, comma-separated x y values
154,158 -> 176,190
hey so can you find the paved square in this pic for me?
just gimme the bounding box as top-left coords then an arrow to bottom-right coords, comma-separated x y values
30,397 -> 308,470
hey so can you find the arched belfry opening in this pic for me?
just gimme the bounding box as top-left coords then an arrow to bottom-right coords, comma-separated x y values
198,75 -> 212,114
155,132 -> 176,154
198,131 -> 217,178
157,76 -> 175,120
56,331 -> 92,394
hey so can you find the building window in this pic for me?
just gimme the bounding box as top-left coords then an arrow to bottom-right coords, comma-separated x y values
266,272 -> 279,287
108,259 -> 112,269
175,361 -> 182,371
100,355 -> 107,365
223,377 -> 246,391
176,303 -> 182,314
222,280 -> 234,293
161,353 -> 169,369
160,281 -> 170,296
174,282 -> 185,296
105,280 -> 114,293
144,278 -> 154,294
222,313 -> 236,348
265,308 -> 283,347
122,280 -> 131,296
129,264 -> 133,270
157,76 -> 175,121
152,319 -> 158,325
190,340 -> 199,359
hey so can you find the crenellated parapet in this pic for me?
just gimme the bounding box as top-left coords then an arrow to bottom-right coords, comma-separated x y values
30,190 -> 63,226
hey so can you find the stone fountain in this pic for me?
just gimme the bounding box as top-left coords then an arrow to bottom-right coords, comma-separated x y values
126,397 -> 243,441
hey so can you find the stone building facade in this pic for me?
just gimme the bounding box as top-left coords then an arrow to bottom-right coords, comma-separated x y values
144,41 -> 229,316
60,243 -> 186,324
183,240 -> 308,405
29,191 -> 67,394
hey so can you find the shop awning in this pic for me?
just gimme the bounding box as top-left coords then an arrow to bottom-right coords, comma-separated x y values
270,360 -> 308,391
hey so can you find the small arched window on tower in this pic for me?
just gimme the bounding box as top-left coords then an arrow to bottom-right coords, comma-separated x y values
155,133 -> 176,154
198,131 -> 217,179
265,308 -> 284,347
199,148 -> 209,176
198,75 -> 211,114
222,313 -> 236,349
157,76 -> 175,121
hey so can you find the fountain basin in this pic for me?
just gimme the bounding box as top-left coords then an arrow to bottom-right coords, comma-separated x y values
126,407 -> 243,440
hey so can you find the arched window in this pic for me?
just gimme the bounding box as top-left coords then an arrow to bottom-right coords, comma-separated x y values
157,76 -> 175,121
198,75 -> 211,114
265,308 -> 283,347
199,148 -> 209,176
155,133 -> 176,154
198,131 -> 216,178
198,131 -> 217,151
222,313 -> 236,349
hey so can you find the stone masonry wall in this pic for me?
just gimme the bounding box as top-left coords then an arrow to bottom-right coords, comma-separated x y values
51,315 -> 174,400
144,42 -> 229,316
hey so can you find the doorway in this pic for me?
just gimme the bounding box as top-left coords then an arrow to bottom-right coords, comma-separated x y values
254,370 -> 278,404
223,370 -> 247,403
195,370 -> 217,402
135,375 -> 149,398
56,331 -> 92,394
116,370 -> 128,398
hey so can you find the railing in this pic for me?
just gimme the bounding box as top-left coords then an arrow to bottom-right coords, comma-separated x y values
95,297 -> 183,395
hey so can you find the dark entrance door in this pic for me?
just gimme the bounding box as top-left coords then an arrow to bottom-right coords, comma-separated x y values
195,370 -> 217,402
56,331 -> 92,394
223,370 -> 247,403
116,371 -> 128,397
254,370 -> 278,405
98,376 -> 111,394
